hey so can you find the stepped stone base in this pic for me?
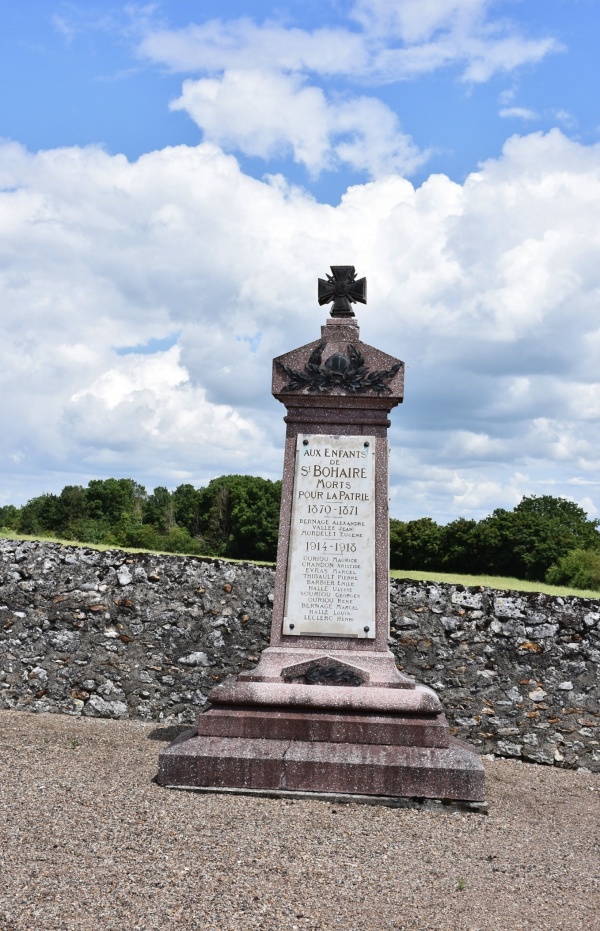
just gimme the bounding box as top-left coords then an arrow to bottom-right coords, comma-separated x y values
195,705 -> 450,747
157,706 -> 485,802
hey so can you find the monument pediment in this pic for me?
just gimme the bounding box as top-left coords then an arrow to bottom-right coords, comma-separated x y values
272,328 -> 404,403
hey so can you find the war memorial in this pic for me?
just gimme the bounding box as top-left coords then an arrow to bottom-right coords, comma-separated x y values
157,266 -> 486,805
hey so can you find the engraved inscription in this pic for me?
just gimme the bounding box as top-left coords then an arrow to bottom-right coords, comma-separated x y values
283,434 -> 376,638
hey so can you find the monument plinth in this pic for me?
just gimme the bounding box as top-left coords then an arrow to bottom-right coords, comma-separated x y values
158,266 -> 486,805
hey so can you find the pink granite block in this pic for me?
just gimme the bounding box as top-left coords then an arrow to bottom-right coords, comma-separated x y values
208,679 -> 442,714
237,647 -> 414,689
157,733 -> 485,801
282,739 -> 485,801
196,706 -> 450,748
157,735 -> 287,790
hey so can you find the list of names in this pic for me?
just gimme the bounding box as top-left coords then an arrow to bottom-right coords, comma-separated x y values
283,433 -> 376,639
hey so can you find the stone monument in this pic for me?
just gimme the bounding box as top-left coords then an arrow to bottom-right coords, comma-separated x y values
158,266 -> 485,805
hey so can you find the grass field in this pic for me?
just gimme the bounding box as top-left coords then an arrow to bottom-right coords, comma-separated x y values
0,531 -> 274,566
1,531 -> 598,598
390,568 -> 599,598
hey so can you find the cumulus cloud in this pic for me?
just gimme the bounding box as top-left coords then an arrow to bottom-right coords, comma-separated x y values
134,2 -> 561,181
138,17 -> 366,76
65,347 -> 264,475
499,106 -> 539,121
47,3 -> 563,185
353,0 -> 561,82
171,70 -> 425,178
350,0 -> 485,40
1,129 -> 600,521
139,1 -> 560,84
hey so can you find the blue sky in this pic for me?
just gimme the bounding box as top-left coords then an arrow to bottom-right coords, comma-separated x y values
1,0 -> 600,523
3,0 -> 599,197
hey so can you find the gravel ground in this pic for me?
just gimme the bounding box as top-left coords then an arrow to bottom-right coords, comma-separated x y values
0,710 -> 598,931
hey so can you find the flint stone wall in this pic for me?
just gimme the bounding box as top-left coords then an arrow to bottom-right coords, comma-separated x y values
1,538 -> 598,771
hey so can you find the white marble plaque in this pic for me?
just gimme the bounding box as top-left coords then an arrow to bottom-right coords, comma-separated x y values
283,434 -> 376,639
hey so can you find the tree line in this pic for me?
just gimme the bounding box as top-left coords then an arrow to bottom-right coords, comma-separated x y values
1,479 -> 599,589
390,495 -> 600,590
0,475 -> 281,562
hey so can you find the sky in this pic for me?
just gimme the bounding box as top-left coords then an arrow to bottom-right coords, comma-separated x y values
1,0 -> 600,524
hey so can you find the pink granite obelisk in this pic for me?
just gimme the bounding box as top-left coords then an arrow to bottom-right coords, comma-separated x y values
158,266 -> 485,804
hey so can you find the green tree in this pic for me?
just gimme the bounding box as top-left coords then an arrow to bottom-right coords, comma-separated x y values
514,495 -> 600,548
85,478 -> 146,525
56,485 -> 89,530
172,483 -> 204,537
389,519 -> 406,570
14,487 -> 107,543
107,519 -> 162,551
198,474 -> 281,561
546,549 -> 600,591
390,495 -> 600,581
161,526 -> 205,555
389,517 -> 441,570
0,505 -> 20,530
67,519 -> 111,544
439,518 -> 482,573
18,494 -> 61,534
144,486 -> 176,534
477,496 -> 599,581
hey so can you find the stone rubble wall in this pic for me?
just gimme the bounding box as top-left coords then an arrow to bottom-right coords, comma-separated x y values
1,538 -> 598,771
390,580 -> 599,772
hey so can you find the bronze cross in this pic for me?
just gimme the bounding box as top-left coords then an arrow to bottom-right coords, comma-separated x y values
318,266 -> 367,317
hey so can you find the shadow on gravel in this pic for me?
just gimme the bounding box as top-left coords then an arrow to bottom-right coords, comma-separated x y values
146,725 -> 192,742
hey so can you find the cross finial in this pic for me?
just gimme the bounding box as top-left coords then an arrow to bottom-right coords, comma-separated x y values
318,266 -> 367,318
